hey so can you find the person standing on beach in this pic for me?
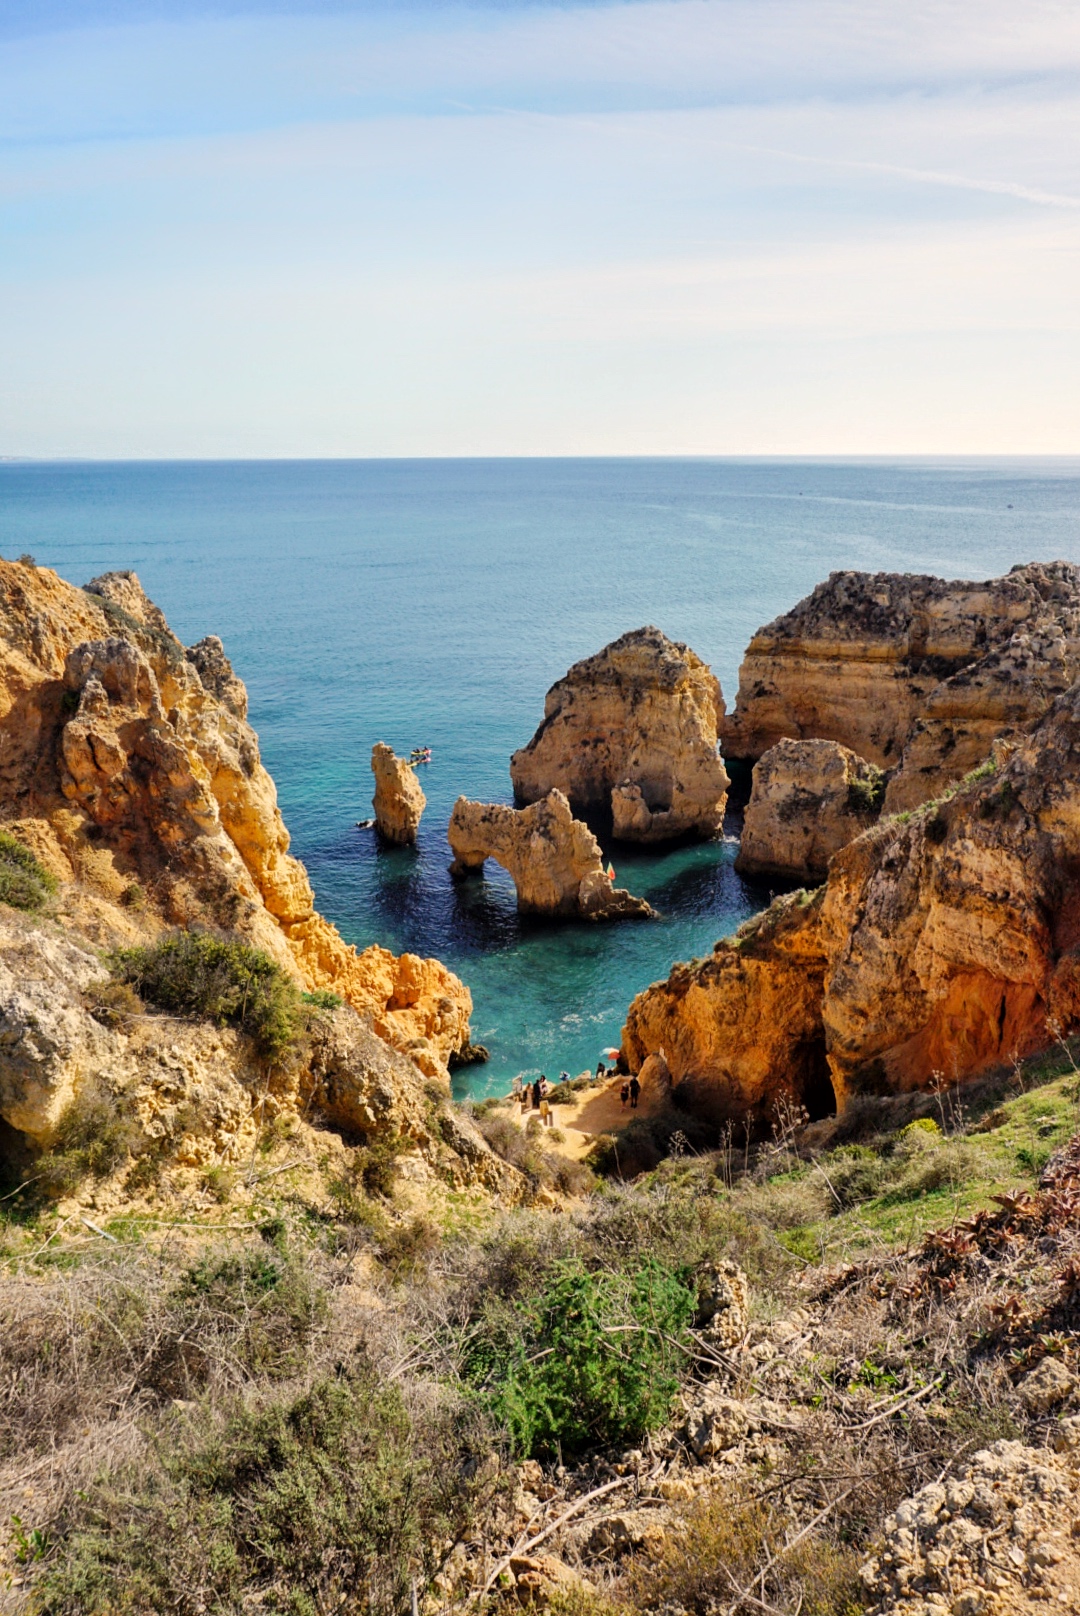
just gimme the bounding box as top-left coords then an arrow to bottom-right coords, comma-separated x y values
629,1075 -> 641,1109
620,1081 -> 629,1108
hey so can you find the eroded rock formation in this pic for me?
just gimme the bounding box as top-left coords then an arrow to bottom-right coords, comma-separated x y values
735,738 -> 885,883
0,560 -> 473,1093
510,627 -> 729,842
623,678 -> 1080,1123
371,743 -> 425,844
722,564 -> 1080,810
448,791 -> 654,919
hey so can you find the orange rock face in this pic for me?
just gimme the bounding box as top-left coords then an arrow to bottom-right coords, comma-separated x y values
624,680 -> 1080,1122
0,560 -> 472,1076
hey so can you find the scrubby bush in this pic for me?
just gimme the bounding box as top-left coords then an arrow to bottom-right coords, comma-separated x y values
461,1256 -> 695,1457
0,829 -> 57,912
846,766 -> 886,816
476,1111 -> 594,1197
83,977 -> 143,1027
36,1089 -> 140,1197
110,930 -> 302,1058
35,1370 -> 488,1616
302,987 -> 343,1010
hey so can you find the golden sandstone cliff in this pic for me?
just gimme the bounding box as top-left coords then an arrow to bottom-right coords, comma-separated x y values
371,742 -> 426,844
624,679 -> 1080,1125
510,626 -> 729,842
448,790 -> 654,920
0,559 -> 491,1185
734,738 -> 884,884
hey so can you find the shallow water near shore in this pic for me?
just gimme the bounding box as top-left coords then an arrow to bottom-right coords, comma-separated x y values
3,457 -> 1080,1097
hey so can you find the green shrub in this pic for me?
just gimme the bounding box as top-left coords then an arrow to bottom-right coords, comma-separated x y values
84,977 -> 144,1027
36,1090 -> 139,1197
0,830 -> 57,912
302,988 -> 343,1010
846,766 -> 886,816
461,1256 -> 695,1458
825,1144 -> 888,1211
110,930 -> 302,1059
35,1370 -> 486,1616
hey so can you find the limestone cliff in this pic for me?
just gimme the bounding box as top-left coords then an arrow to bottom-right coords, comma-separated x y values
371,742 -> 425,844
735,739 -> 885,884
448,790 -> 654,920
722,564 -> 1080,804
0,559 -> 472,1081
624,677 -> 1080,1123
510,627 -> 729,842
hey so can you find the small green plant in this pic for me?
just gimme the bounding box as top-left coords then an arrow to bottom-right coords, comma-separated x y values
110,930 -> 303,1059
10,1515 -> 50,1564
462,1256 -> 695,1458
302,988 -> 343,1010
119,881 -> 146,910
0,830 -> 57,912
846,766 -> 887,816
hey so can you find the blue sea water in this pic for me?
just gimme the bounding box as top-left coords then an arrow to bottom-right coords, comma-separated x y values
2,458 -> 1079,1097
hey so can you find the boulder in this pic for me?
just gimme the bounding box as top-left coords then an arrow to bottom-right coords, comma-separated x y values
735,737 -> 885,883
694,1258 -> 749,1347
370,743 -> 425,844
1018,1357 -> 1078,1416
448,791 -> 654,920
685,1389 -> 750,1457
511,626 -> 729,842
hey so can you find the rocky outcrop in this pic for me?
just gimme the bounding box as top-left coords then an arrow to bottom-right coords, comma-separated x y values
722,563 -> 1080,808
510,627 -> 729,842
735,739 -> 885,883
0,560 -> 474,1086
371,743 -> 425,844
862,1440 -> 1080,1615
623,676 -> 1080,1122
448,791 -> 654,920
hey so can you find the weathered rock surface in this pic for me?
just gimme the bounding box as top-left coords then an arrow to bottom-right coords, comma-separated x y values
624,676 -> 1080,1121
722,563 -> 1080,813
0,559 -> 474,1093
862,1440 -> 1080,1615
735,738 -> 885,882
510,627 -> 729,842
448,791 -> 654,920
370,742 -> 425,844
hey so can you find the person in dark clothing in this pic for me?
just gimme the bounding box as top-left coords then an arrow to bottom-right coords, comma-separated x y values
531,1080 -> 542,1110
620,1082 -> 630,1108
629,1075 -> 641,1109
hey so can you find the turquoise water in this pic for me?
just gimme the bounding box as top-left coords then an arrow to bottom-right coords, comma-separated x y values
2,458 -> 1079,1097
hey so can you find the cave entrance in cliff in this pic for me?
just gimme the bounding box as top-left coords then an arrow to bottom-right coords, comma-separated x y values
797,1038 -> 837,1122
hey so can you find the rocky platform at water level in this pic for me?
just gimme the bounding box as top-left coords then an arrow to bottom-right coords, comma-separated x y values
624,674 -> 1080,1124
510,626 -> 729,842
371,742 -> 426,844
448,790 -> 655,920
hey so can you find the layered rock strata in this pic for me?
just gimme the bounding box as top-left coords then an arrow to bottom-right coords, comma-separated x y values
0,560 -> 473,1089
722,563 -> 1080,809
510,627 -> 729,842
623,677 -> 1080,1123
735,739 -> 885,883
448,791 -> 654,920
371,743 -> 426,844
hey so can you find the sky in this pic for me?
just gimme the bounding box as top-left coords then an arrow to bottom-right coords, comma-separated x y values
1,0 -> 1079,456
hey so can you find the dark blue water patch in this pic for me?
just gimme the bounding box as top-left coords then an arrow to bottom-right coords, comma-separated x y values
3,456 -> 1079,1092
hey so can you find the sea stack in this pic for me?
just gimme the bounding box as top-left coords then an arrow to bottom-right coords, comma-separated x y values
510,626 -> 729,842
734,738 -> 885,884
371,742 -> 426,844
448,790 -> 655,920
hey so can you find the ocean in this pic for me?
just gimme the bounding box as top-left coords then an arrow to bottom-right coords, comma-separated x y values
3,457 -> 1079,1097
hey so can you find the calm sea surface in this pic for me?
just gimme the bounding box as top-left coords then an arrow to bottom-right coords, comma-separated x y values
2,458 -> 1079,1096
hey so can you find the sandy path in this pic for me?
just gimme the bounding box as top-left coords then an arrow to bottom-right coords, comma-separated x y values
491,1071 -> 666,1161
